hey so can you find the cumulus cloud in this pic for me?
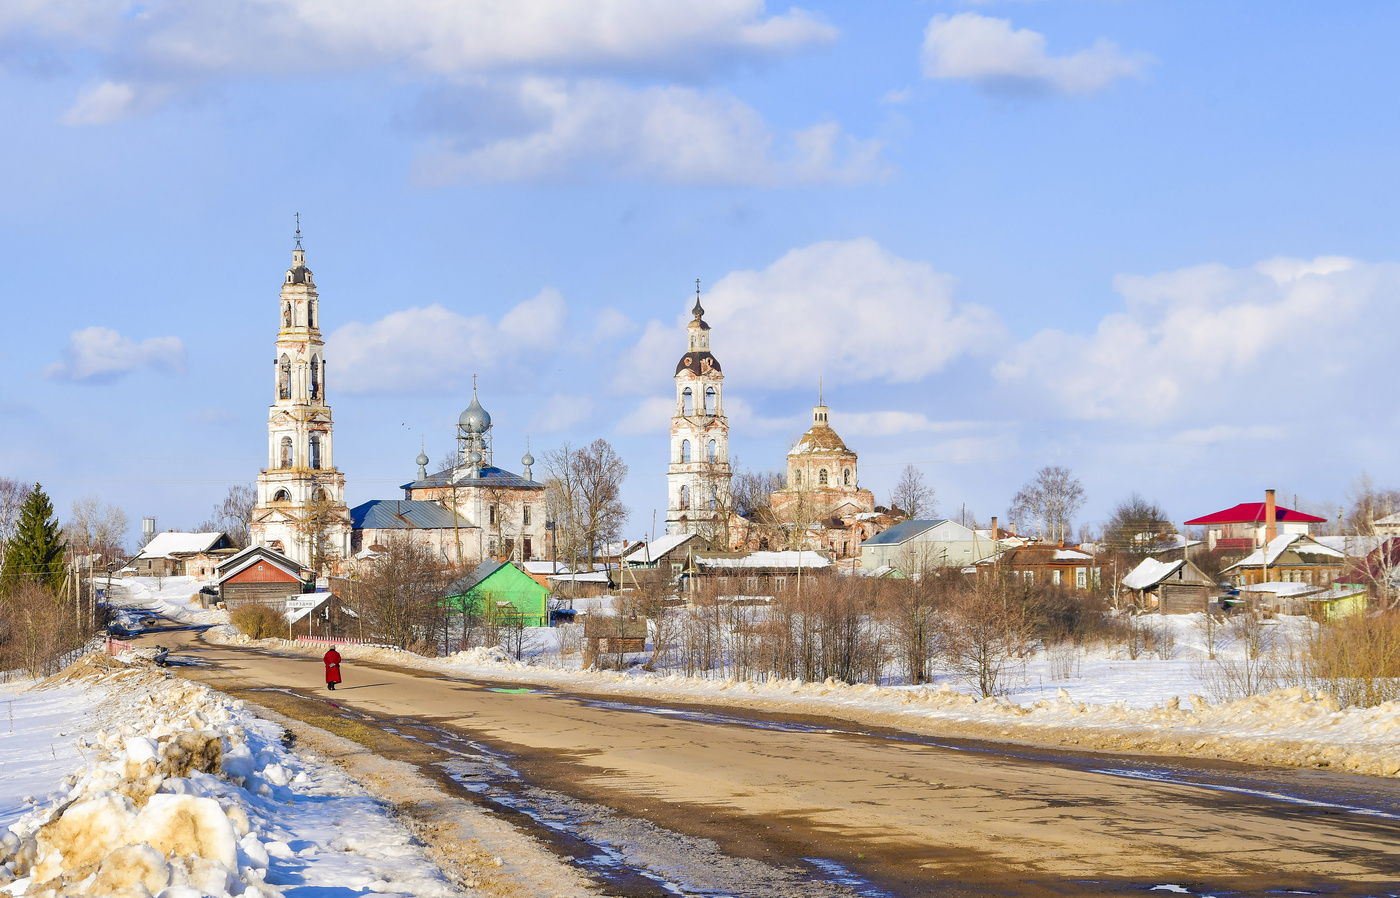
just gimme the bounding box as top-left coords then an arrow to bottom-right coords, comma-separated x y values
413,78 -> 885,185
921,12 -> 1150,95
528,393 -> 596,434
44,327 -> 186,383
615,396 -> 677,436
327,288 -> 568,394
617,238 -> 1002,393
60,81 -> 136,125
996,256 -> 1397,424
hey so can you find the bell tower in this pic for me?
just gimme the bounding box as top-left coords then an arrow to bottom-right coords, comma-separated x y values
666,283 -> 731,537
249,219 -> 351,572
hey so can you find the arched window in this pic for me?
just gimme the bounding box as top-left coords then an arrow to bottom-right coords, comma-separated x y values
312,487 -> 327,502
272,489 -> 290,503
283,303 -> 291,328
818,468 -> 829,486
794,469 -> 802,487
681,440 -> 691,463
278,355 -> 291,400
309,434 -> 322,470
679,485 -> 690,510
310,357 -> 320,400
843,468 -> 851,486
308,302 -> 316,329
704,386 -> 715,413
280,436 -> 293,468
682,388 -> 693,415
707,440 -> 717,462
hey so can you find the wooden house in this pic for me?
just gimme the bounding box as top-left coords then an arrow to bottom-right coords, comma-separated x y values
583,613 -> 647,666
974,544 -> 1103,592
215,545 -> 310,609
1121,557 -> 1217,613
1222,534 -> 1348,587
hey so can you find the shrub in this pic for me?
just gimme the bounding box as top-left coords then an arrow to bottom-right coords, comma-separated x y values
1302,611 -> 1400,708
229,603 -> 287,640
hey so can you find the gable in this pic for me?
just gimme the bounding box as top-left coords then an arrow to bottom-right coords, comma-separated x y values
226,561 -> 300,584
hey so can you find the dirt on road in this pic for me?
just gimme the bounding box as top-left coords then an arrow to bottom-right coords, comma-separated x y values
158,628 -> 1400,897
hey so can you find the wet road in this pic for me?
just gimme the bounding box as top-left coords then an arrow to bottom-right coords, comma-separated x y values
151,628 -> 1400,897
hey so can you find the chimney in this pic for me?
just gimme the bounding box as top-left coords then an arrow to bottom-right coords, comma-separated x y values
1265,489 -> 1277,545
990,516 -> 998,540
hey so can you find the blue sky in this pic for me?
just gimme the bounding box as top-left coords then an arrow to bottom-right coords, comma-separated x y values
3,1 -> 1399,544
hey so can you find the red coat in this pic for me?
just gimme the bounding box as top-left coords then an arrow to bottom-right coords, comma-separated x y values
323,648 -> 342,684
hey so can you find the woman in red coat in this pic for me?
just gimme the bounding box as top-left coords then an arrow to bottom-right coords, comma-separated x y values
324,646 -> 342,690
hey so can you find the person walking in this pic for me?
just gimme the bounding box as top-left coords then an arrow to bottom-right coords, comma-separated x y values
323,645 -> 342,691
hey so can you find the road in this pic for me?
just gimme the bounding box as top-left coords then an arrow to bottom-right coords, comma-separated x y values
148,627 -> 1400,897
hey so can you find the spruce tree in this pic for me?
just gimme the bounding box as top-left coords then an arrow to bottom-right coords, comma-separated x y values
0,483 -> 67,594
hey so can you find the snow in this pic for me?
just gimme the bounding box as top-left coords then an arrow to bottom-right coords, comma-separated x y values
1228,533 -> 1345,569
1122,558 -> 1185,590
1237,581 -> 1320,597
136,532 -> 225,560
1051,549 -> 1094,561
622,534 -> 691,565
695,550 -> 830,569
0,662 -> 458,897
207,612 -> 1400,779
106,576 -> 229,627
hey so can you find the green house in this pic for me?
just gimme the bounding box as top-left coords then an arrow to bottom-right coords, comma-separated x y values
443,560 -> 549,627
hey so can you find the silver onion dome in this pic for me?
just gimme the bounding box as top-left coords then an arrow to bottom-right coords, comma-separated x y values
458,391 -> 491,435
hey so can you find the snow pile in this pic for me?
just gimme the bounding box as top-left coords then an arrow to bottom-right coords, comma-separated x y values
108,577 -> 228,627
0,663 -> 457,897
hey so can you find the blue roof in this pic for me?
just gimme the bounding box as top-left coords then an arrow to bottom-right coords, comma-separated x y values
860,519 -> 951,547
350,499 -> 473,530
401,465 -> 541,491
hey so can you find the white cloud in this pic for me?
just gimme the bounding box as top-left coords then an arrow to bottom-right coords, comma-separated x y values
616,396 -> 676,435
60,81 -> 136,125
996,256 -> 1395,424
44,327 -> 186,382
921,12 -> 1150,95
3,1 -> 835,79
415,78 -> 885,186
617,238 -> 1002,392
327,289 -> 568,394
528,393 -> 596,434
830,411 -> 975,438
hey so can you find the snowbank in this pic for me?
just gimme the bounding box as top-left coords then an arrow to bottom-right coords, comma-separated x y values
0,657 -> 457,897
204,618 -> 1400,779
107,577 -> 228,627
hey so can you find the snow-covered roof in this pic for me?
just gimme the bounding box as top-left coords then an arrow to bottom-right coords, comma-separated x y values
1224,533 -> 1345,571
1053,549 -> 1094,562
1376,512 -> 1400,526
521,561 -> 569,574
1237,581 -> 1323,597
695,551 -> 830,570
137,532 -> 226,560
1122,558 -> 1185,590
623,533 -> 694,565
1313,535 -> 1381,558
547,570 -> 613,583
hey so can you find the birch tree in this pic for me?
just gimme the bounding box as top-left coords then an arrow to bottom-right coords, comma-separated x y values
1010,465 -> 1085,543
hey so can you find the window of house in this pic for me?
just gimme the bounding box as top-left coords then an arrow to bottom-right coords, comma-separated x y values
489,505 -> 497,525
746,577 -> 759,592
1076,567 -> 1087,589
488,538 -> 497,556
523,505 -> 531,526
843,468 -> 851,486
1025,570 -> 1034,585
818,468 -> 828,486
774,576 -> 787,590
681,440 -> 691,463
671,562 -> 683,574
523,537 -> 531,558
1052,569 -> 1061,586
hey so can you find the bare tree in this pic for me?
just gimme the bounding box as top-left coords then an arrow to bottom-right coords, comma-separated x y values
889,465 -> 935,520
1101,493 -> 1174,562
213,484 -> 256,548
545,440 -> 628,571
352,533 -> 452,650
542,442 -> 585,574
1010,465 -> 1085,543
940,578 -> 1031,698
301,492 -> 346,576
729,466 -> 786,550
1345,473 -> 1400,533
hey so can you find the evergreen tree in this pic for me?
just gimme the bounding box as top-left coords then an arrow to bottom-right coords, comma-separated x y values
0,483 -> 67,594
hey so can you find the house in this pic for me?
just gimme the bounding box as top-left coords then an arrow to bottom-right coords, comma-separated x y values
1336,537 -> 1400,603
349,499 -> 477,565
443,560 -> 548,627
583,613 -> 648,665
1222,533 -> 1348,587
1121,557 -> 1217,613
623,533 -> 705,579
974,544 -> 1102,592
1185,489 -> 1327,552
1231,580 -> 1364,618
215,545 -> 310,609
690,550 -> 831,596
547,569 -> 616,600
1373,512 -> 1400,537
127,532 -> 238,579
859,517 -> 1010,574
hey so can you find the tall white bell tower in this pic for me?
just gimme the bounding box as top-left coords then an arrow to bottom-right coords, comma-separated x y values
666,285 -> 731,536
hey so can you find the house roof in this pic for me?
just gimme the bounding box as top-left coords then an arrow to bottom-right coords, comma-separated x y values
401,465 -> 541,491
445,559 -> 506,595
1122,558 -> 1185,590
860,519 -> 948,547
695,551 -> 830,571
215,544 -> 307,585
1222,533 -> 1345,571
137,532 -> 228,559
350,499 -> 473,530
623,533 -> 696,565
1237,581 -> 1324,597
1184,502 -> 1327,525
790,423 -> 852,455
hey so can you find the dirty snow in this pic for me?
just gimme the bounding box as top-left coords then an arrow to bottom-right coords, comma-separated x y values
0,660 -> 458,897
207,611 -> 1400,779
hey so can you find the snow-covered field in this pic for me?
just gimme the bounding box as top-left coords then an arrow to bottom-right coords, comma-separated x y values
0,657 -> 459,897
106,577 -> 229,628
207,611 -> 1400,779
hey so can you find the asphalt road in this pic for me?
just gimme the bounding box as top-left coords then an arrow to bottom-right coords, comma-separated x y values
150,628 -> 1400,897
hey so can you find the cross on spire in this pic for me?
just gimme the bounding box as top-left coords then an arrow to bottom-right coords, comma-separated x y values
294,212 -> 302,250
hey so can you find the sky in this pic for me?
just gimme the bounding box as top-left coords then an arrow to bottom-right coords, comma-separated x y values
3,1 -> 1400,546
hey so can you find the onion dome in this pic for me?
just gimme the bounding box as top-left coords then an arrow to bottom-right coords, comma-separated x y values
458,388 -> 491,435
521,449 -> 535,468
415,450 -> 429,467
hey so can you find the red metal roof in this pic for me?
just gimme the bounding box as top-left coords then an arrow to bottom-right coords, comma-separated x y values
1184,502 -> 1327,526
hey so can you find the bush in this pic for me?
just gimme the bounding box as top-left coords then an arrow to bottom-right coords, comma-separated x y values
1302,611 -> 1400,708
229,603 -> 287,640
